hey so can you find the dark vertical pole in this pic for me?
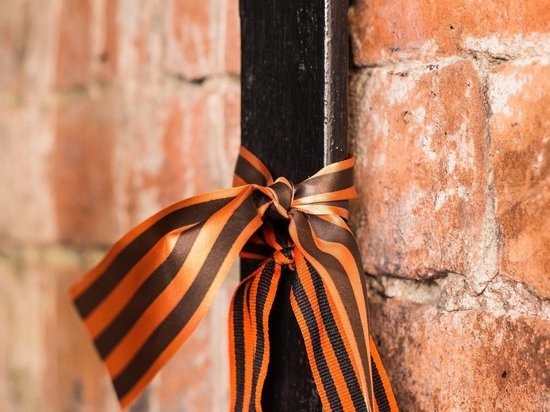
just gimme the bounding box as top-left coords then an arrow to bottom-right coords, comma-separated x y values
240,1 -> 348,410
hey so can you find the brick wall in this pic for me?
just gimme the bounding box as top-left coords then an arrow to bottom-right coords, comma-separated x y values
0,1 -> 240,411
0,0 -> 548,411
349,0 -> 549,410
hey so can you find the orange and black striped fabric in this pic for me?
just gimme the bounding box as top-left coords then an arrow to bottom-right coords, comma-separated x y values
70,146 -> 397,411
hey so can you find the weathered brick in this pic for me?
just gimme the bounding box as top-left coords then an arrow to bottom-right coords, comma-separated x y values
349,0 -> 550,65
0,0 -> 59,103
155,275 -> 236,411
369,297 -> 550,411
56,0 -> 93,87
56,0 -> 118,88
46,259 -> 120,412
0,257 -> 40,411
224,0 -> 241,74
163,0 -> 240,79
117,79 -> 241,229
0,2 -> 26,97
489,58 -> 550,297
351,60 -> 489,279
52,92 -> 119,245
95,0 -> 119,81
0,107 -> 57,242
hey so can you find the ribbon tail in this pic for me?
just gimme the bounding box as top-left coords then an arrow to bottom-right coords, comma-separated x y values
370,336 -> 399,412
69,186 -> 263,409
229,260 -> 281,412
290,251 -> 369,412
289,212 -> 398,412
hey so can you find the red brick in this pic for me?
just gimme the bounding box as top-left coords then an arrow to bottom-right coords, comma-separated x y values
0,245 -> 119,412
0,107 -> 57,242
95,0 -> 119,81
0,257 -> 44,411
163,0 -> 240,78
224,0 -> 241,74
155,275 -> 236,410
52,93 -> 118,245
119,80 -> 241,228
56,0 -> 93,87
0,2 -> 26,96
370,297 -> 549,410
351,60 -> 488,278
56,0 -> 118,87
489,58 -> 550,297
48,262 -> 120,412
349,0 -> 550,65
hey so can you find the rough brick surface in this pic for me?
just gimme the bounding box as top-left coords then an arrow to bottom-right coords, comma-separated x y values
0,243 -> 239,412
56,0 -> 93,87
53,92 -> 118,245
351,60 -> 489,280
164,0 -> 241,79
1,0 -> 549,411
0,106 -> 57,242
369,296 -> 549,411
349,0 -> 550,65
0,0 -> 241,410
489,58 -> 550,297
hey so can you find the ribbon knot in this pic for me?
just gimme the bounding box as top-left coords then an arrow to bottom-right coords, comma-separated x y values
265,177 -> 294,220
70,146 -> 397,412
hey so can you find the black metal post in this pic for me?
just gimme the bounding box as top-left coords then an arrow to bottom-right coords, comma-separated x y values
240,0 -> 349,410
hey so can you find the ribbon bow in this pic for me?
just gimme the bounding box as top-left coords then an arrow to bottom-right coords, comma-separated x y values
70,147 -> 397,411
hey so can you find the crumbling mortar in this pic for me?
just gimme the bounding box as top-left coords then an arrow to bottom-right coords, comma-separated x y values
366,271 -> 550,320
351,34 -> 550,71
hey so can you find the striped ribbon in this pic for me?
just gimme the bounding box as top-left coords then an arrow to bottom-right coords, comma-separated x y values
70,146 -> 397,411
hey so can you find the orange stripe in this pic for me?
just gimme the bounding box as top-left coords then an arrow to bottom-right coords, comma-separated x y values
370,337 -> 398,412
288,217 -> 370,398
239,146 -> 273,184
239,252 -> 268,260
233,175 -> 247,186
306,224 -> 375,407
119,212 -> 263,408
291,186 -> 358,207
307,221 -> 371,369
84,223 -> 197,338
106,190 -> 256,377
70,187 -> 245,298
228,290 -> 238,411
294,252 -> 355,410
289,293 -> 331,410
292,204 -> 350,219
241,267 -> 261,410
305,156 -> 354,178
253,264 -> 281,409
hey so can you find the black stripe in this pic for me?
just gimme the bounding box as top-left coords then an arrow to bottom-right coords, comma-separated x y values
272,221 -> 292,249
113,195 -> 259,399
235,155 -> 268,186
307,260 -> 368,412
294,168 -> 353,200
269,181 -> 292,210
233,283 -> 246,412
75,198 -> 232,317
94,224 -> 203,358
307,215 -> 362,269
291,275 -> 343,412
372,355 -> 391,412
241,242 -> 273,257
308,215 -> 371,343
249,262 -> 276,412
290,212 -> 370,384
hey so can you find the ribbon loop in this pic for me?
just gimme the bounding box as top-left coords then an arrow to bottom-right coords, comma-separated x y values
71,146 -> 397,412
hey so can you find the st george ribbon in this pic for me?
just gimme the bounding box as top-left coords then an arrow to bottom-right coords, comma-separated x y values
70,146 -> 398,412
